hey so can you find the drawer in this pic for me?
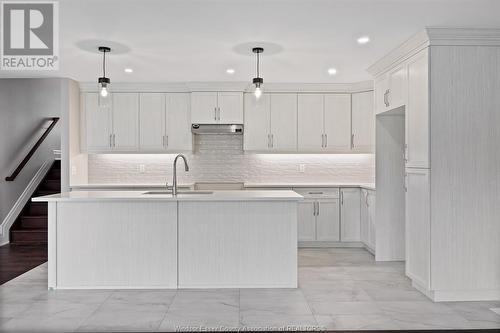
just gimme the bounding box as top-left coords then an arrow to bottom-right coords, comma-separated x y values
293,188 -> 339,199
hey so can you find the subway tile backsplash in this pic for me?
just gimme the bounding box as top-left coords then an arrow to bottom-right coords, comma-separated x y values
88,134 -> 375,184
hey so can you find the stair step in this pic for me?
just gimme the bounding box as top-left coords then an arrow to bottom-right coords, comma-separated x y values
20,215 -> 47,229
28,202 -> 48,215
36,190 -> 59,197
10,229 -> 47,244
41,179 -> 60,191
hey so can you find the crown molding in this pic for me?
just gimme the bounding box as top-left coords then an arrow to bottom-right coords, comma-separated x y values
79,81 -> 373,94
367,27 -> 500,77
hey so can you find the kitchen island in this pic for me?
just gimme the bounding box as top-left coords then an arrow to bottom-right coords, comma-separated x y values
33,190 -> 302,289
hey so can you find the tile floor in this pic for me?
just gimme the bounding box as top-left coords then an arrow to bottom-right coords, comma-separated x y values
1,248 -> 499,332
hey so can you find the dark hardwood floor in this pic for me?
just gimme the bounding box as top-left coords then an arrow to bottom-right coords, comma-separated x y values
0,243 -> 47,284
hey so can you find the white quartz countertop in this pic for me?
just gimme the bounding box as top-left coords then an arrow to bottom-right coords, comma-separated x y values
243,182 -> 376,190
33,190 -> 304,202
70,183 -> 194,189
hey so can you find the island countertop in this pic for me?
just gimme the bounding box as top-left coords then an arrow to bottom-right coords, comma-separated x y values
33,190 -> 304,202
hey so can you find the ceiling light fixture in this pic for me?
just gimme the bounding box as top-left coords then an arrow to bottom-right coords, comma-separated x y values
327,68 -> 337,75
97,46 -> 111,107
226,68 -> 235,74
252,47 -> 264,99
357,36 -> 370,44
124,68 -> 133,73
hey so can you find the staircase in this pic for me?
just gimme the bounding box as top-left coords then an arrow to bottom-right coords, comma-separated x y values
9,160 -> 61,245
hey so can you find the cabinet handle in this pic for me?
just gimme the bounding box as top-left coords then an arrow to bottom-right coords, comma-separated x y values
271,134 -> 274,148
404,143 -> 408,162
308,191 -> 324,195
404,173 -> 408,192
321,134 -> 324,148
351,134 -> 355,149
217,107 -> 221,121
214,107 -> 217,121
267,134 -> 271,149
162,135 -> 165,148
112,134 -> 116,147
325,134 -> 328,148
109,134 -> 112,147
317,202 -> 320,216
340,191 -> 344,205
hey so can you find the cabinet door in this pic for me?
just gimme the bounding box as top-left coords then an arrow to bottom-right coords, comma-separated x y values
139,93 -> 165,151
367,190 -> 376,250
298,94 -> 324,150
112,93 -> 139,151
218,92 -> 243,123
340,188 -> 361,241
244,93 -> 270,151
298,201 -> 316,242
374,75 -> 389,114
360,189 -> 370,245
316,199 -> 340,241
324,94 -> 351,151
191,92 -> 217,124
387,64 -> 407,110
270,94 -> 297,151
405,168 -> 430,288
351,91 -> 375,152
166,93 -> 192,151
85,93 -> 112,151
406,49 -> 429,168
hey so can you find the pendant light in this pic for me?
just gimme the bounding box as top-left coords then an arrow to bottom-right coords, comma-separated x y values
97,46 -> 111,107
252,47 -> 264,99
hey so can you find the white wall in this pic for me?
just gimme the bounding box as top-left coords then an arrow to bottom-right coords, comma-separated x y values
87,134 -> 375,184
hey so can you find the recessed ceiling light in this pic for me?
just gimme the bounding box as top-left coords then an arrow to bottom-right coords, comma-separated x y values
226,68 -> 235,74
357,36 -> 370,44
124,68 -> 133,73
327,68 -> 337,75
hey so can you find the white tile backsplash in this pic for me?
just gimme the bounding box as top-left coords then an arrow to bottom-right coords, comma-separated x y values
88,134 -> 375,184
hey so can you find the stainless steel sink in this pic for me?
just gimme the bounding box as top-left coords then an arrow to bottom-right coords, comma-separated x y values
142,190 -> 213,195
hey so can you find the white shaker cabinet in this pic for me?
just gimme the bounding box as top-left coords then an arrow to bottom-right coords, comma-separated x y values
297,201 -> 316,242
351,91 -> 375,152
139,93 -> 165,151
244,93 -> 297,151
139,93 -> 192,152
191,92 -> 243,124
340,188 -> 361,241
360,189 -> 376,251
374,64 -> 406,114
406,48 -> 429,168
374,75 -> 389,114
85,93 -> 113,151
323,94 -> 351,151
297,94 -> 324,150
315,199 -> 341,241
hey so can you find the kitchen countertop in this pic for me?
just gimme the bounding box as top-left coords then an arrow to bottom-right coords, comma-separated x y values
70,183 -> 194,189
243,182 -> 376,191
33,190 -> 304,202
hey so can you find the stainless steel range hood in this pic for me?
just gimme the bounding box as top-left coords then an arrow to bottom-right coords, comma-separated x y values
191,124 -> 243,135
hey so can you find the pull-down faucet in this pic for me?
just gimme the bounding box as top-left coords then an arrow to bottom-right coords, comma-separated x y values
172,154 -> 189,195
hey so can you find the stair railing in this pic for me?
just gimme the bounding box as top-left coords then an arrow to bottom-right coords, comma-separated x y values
5,117 -> 60,181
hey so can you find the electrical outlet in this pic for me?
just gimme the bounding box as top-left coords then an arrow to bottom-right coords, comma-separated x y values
298,164 -> 306,173
139,164 -> 146,173
71,166 -> 77,175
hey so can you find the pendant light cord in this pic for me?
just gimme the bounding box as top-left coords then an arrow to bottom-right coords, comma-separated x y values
102,50 -> 106,77
256,51 -> 260,78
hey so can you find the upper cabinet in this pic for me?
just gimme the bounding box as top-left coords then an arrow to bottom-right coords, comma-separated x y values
244,93 -> 297,152
139,93 -> 192,152
298,94 -> 352,152
85,93 -> 139,152
191,92 -> 243,124
374,64 -> 407,114
352,91 -> 375,152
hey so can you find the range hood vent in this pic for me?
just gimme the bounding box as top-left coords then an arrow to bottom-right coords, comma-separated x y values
191,124 -> 243,135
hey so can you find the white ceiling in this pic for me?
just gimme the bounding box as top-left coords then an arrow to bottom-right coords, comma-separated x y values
2,0 -> 500,83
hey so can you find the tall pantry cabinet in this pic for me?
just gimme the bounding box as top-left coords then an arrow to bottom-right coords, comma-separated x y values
368,28 -> 500,302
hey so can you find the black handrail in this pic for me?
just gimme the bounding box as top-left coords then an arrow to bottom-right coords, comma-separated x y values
5,117 -> 60,181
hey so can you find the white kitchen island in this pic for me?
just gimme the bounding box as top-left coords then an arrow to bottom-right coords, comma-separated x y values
33,190 -> 302,289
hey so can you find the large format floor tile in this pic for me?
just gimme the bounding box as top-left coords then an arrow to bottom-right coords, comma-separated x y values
0,249 -> 499,331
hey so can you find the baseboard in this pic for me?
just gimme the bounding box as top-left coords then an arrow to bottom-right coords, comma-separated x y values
298,241 -> 364,248
412,280 -> 500,302
0,159 -> 53,244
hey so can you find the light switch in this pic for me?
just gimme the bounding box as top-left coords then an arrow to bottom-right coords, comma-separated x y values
298,164 -> 306,173
139,164 -> 146,173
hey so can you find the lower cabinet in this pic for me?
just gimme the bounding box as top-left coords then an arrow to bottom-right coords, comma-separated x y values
340,188 -> 361,241
297,199 -> 340,242
360,189 -> 376,251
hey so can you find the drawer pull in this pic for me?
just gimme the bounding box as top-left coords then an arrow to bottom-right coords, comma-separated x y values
308,191 -> 324,195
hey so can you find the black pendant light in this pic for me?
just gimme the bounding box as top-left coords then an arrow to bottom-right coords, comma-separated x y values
252,47 -> 264,99
97,46 -> 111,107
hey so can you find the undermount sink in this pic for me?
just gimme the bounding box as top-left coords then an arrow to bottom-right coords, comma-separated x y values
142,190 -> 213,195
